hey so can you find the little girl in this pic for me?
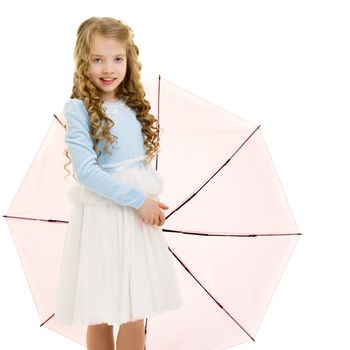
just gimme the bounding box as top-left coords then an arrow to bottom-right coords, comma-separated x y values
54,16 -> 183,350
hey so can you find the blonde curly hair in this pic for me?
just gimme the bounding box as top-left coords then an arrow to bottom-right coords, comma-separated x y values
63,16 -> 160,180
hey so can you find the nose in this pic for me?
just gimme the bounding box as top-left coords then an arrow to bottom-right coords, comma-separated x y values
102,61 -> 115,74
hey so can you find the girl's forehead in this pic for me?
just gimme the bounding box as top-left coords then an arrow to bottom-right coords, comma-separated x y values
91,33 -> 126,51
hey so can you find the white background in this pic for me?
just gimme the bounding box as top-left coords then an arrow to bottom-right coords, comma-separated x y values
1,0 -> 349,349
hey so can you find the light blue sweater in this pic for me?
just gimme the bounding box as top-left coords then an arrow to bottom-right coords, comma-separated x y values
63,98 -> 147,209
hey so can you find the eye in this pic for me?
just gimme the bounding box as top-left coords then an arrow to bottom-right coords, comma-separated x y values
93,58 -> 123,63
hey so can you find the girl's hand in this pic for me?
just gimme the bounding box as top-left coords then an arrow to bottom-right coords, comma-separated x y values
136,197 -> 169,226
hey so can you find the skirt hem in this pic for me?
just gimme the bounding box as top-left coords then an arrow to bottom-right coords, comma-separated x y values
54,300 -> 183,327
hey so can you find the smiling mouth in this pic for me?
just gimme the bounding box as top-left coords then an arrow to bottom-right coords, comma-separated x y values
100,78 -> 117,86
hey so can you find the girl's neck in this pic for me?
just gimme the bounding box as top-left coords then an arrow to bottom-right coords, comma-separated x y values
104,99 -> 121,103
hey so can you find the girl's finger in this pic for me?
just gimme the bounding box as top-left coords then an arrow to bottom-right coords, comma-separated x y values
158,202 -> 169,209
159,213 -> 165,225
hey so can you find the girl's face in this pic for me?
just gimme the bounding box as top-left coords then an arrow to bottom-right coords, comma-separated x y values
88,33 -> 127,102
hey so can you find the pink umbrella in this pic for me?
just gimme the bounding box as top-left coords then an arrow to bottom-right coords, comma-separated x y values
3,75 -> 301,349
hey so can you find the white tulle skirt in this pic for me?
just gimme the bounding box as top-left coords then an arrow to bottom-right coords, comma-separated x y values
54,155 -> 183,326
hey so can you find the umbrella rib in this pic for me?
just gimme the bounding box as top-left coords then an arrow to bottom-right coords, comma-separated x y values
40,313 -> 55,327
162,229 -> 302,237
2,214 -> 68,223
155,75 -> 161,171
168,245 -> 256,342
2,219 -> 303,236
165,125 -> 261,220
54,114 -> 65,127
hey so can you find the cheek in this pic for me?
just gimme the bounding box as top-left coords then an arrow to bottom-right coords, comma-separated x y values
120,62 -> 127,73
88,65 -> 100,77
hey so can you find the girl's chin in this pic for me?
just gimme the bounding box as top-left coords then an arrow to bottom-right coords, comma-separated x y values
98,84 -> 117,91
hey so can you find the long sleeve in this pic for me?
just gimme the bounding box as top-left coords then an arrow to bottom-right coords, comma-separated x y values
64,98 -> 146,209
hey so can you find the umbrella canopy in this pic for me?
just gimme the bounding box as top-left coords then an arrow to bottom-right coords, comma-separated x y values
3,75 -> 301,349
